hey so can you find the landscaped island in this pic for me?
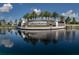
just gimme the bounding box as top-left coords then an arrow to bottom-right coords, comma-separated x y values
19,19 -> 66,30
17,10 -> 66,30
17,10 -> 79,30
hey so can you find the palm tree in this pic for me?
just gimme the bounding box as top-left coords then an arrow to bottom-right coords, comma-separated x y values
43,11 -> 52,26
9,20 -> 13,26
50,12 -> 59,26
14,19 -> 18,26
60,15 -> 65,23
43,11 -> 51,20
38,12 -> 43,19
2,19 -> 6,25
65,17 -> 71,24
71,17 -> 76,24
31,11 -> 37,20
51,12 -> 59,19
18,19 -> 22,26
23,13 -> 30,19
23,13 -> 33,21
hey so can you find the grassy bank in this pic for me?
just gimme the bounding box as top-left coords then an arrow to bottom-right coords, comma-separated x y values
66,24 -> 79,26
0,25 -> 16,29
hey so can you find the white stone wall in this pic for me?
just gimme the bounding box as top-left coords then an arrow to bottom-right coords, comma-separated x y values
56,21 -> 58,27
28,21 -> 47,25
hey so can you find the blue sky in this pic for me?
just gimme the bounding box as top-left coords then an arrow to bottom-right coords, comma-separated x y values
0,3 -> 79,21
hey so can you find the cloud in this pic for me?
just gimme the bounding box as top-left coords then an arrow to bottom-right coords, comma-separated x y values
0,3 -> 13,12
1,39 -> 14,48
61,10 -> 78,18
33,8 -> 41,15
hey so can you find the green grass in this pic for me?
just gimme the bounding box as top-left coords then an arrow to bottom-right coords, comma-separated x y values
66,24 -> 79,26
0,25 -> 16,29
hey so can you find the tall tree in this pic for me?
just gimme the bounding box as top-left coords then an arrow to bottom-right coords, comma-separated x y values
18,19 -> 22,26
52,12 -> 59,19
39,12 -> 44,20
71,17 -> 76,24
60,15 -> 65,23
65,17 -> 71,24
43,11 -> 50,19
23,13 -> 31,19
31,11 -> 37,20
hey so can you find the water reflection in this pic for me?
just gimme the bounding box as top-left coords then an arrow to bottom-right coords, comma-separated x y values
18,29 -> 66,45
0,39 -> 14,48
0,28 -> 78,54
0,29 -> 76,47
0,29 -> 14,48
18,29 -> 77,46
65,30 -> 76,41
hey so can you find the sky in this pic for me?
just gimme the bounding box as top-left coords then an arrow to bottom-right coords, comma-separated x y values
0,3 -> 79,21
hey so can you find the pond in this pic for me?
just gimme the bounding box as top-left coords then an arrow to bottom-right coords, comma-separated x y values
0,29 -> 79,55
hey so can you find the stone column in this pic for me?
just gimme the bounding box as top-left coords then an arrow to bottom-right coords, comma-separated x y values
21,20 -> 25,27
56,21 -> 58,27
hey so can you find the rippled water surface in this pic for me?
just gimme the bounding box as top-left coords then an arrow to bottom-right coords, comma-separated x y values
0,29 -> 79,55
